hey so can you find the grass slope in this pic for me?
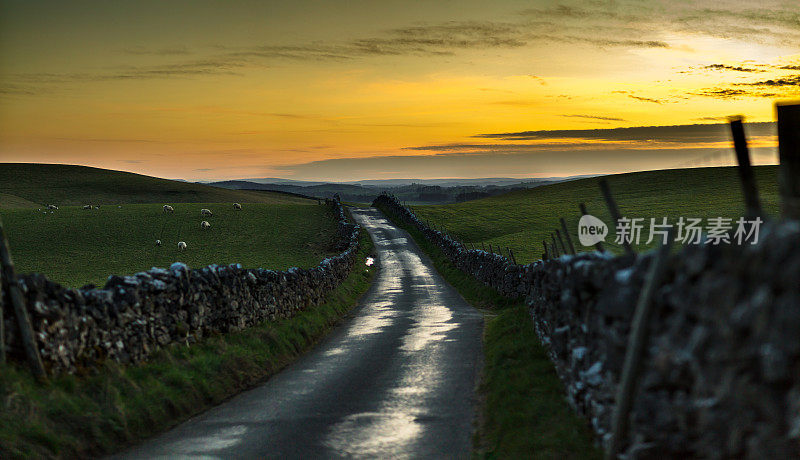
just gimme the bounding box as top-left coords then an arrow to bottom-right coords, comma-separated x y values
0,226 -> 375,459
0,163 -> 313,207
411,166 -> 780,263
2,203 -> 339,288
375,204 -> 599,458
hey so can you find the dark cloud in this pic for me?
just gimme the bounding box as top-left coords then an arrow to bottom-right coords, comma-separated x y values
627,95 -> 663,104
472,122 -> 776,144
561,114 -> 627,122
273,146 -> 777,181
740,74 -> 800,88
123,46 -> 192,56
691,88 -> 751,99
703,64 -> 764,72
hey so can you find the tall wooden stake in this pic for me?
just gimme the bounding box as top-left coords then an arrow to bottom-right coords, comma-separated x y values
599,179 -> 635,256
560,217 -> 576,255
0,251 -> 5,365
729,117 -> 763,218
550,233 -> 560,257
543,240 -> 550,260
555,229 -> 568,255
777,103 -> 800,220
508,248 -> 518,265
606,230 -> 674,459
0,216 -> 46,380
580,203 -> 605,253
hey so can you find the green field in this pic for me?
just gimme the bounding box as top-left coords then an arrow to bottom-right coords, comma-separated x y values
0,163 -> 338,288
0,163 -> 314,208
411,166 -> 780,263
2,203 -> 339,288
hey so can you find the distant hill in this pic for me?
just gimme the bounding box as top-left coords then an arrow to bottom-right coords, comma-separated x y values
207,177 -> 567,205
0,163 -> 314,208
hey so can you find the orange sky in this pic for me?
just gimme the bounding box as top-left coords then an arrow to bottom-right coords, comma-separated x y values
1,0 -> 798,181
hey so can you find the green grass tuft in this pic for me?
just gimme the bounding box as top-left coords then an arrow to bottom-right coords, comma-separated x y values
0,227 -> 375,459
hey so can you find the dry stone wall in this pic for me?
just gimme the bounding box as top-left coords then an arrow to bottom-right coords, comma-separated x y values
374,193 -> 800,459
2,200 -> 360,375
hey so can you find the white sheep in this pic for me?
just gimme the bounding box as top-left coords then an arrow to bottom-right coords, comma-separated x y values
200,208 -> 213,217
83,205 -> 92,210
200,220 -> 211,230
177,241 -> 187,250
233,203 -> 242,210
163,205 -> 174,213
47,204 -> 58,210
155,239 -> 162,246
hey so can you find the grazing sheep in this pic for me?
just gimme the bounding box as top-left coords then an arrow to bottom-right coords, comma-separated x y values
200,208 -> 213,217
46,204 -> 58,210
177,241 -> 187,250
201,220 -> 211,230
155,239 -> 162,246
233,203 -> 242,210
163,205 -> 174,213
83,205 -> 92,210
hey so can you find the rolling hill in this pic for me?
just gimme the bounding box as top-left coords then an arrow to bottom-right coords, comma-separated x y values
0,163 -> 314,208
411,166 -> 781,264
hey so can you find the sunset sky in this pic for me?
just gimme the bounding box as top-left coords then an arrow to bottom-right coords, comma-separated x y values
1,0 -> 798,181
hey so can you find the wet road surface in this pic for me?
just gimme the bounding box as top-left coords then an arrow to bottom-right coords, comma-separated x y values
112,207 -> 483,459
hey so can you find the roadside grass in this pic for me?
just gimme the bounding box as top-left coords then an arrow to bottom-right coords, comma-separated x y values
410,166 -> 780,263
0,163 -> 312,207
2,202 -> 339,288
0,227 -> 375,459
376,205 -> 600,459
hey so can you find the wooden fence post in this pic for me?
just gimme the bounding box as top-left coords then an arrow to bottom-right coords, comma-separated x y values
0,252 -> 5,365
507,247 -> 517,265
777,103 -> 800,220
488,243 -> 493,254
606,229 -> 674,459
543,240 -> 550,260
550,233 -> 561,257
0,216 -> 46,380
599,179 -> 635,256
729,117 -> 763,218
560,217 -> 576,255
580,203 -> 606,253
555,229 -> 568,255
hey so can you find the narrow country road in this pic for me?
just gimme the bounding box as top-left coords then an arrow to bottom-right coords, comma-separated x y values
112,207 -> 484,459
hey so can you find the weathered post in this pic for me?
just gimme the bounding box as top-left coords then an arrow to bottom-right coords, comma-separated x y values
560,217 -> 576,254
777,103 -> 800,219
508,248 -> 518,265
729,116 -> 763,218
550,233 -> 561,257
580,203 -> 605,253
543,240 -> 550,260
0,216 -> 46,380
555,229 -> 568,255
599,179 -> 635,256
488,243 -> 493,254
0,253 -> 5,365
481,242 -> 486,251
606,229 -> 674,459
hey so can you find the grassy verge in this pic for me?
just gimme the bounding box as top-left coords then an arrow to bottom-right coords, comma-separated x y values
0,227 -> 375,459
377,205 -> 600,459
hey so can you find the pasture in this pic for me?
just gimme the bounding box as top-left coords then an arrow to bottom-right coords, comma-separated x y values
0,163 -> 312,207
2,202 -> 339,288
411,166 -> 781,264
